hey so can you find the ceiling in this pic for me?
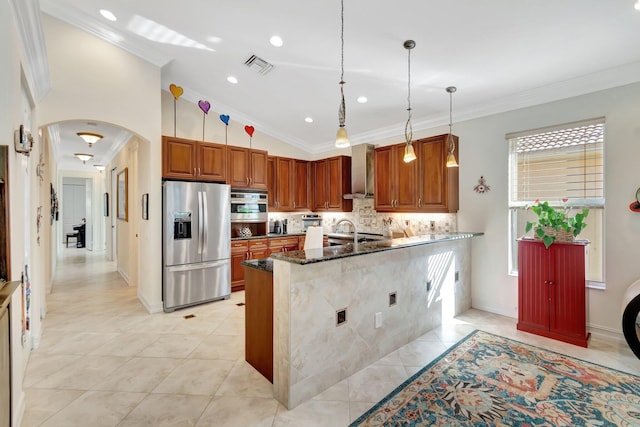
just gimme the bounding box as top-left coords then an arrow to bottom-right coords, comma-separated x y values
40,0 -> 640,170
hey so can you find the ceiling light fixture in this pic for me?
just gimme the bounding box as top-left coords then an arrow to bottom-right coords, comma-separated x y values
403,40 -> 416,163
94,164 -> 106,172
77,132 -> 103,147
227,76 -> 238,84
269,35 -> 284,47
99,9 -> 117,22
357,96 -> 368,104
635,0 -> 640,11
305,117 -> 314,123
74,153 -> 94,164
445,86 -> 459,168
335,0 -> 350,148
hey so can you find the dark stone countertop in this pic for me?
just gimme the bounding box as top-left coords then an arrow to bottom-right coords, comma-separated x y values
241,258 -> 274,273
270,232 -> 483,265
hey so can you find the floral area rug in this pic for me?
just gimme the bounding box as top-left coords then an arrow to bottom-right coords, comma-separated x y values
350,330 -> 640,426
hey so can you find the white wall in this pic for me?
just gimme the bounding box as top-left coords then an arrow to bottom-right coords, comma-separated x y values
38,15 -> 163,312
454,83 -> 640,337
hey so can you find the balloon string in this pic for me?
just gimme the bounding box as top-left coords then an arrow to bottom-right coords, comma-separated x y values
225,127 -> 228,145
202,112 -> 205,141
173,99 -> 177,137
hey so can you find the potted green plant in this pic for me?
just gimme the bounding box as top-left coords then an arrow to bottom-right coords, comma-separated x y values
525,201 -> 589,248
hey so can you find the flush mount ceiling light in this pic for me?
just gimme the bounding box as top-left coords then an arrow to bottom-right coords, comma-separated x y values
403,40 -> 417,163
305,117 -> 314,123
335,0 -> 350,149
77,132 -> 103,147
227,76 -> 238,84
94,164 -> 106,172
445,86 -> 459,168
74,153 -> 94,164
357,96 -> 368,104
269,35 -> 283,47
99,9 -> 117,22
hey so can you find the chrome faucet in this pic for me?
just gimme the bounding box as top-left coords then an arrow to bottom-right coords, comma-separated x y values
335,218 -> 358,245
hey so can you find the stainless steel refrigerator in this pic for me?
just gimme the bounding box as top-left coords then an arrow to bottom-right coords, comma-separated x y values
163,181 -> 231,312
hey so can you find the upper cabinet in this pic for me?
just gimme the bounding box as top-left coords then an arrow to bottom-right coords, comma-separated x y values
227,146 -> 268,190
162,136 -> 226,182
313,156 -> 352,212
416,134 -> 459,213
373,144 -> 418,211
267,156 -> 310,212
374,134 -> 458,213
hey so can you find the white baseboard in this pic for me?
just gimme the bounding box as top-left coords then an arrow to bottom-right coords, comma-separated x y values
13,390 -> 25,427
118,269 -> 129,285
138,291 -> 163,314
471,302 -> 517,319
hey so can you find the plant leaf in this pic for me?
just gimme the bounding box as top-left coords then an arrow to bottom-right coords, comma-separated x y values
543,235 -> 554,248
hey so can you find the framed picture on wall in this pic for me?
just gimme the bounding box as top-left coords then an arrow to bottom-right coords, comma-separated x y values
117,168 -> 128,221
103,192 -> 109,217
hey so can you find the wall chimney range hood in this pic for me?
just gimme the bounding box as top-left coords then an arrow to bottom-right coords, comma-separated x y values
344,144 -> 374,199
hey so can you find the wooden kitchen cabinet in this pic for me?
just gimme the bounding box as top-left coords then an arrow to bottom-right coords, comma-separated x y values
373,134 -> 458,213
230,238 -> 268,291
227,146 -> 268,190
416,134 -> 458,213
267,236 -> 299,256
312,156 -> 352,212
162,136 -> 227,182
374,144 -> 418,211
517,239 -> 590,347
268,157 -> 310,212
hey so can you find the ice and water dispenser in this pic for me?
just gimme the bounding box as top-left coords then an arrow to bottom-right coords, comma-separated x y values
173,212 -> 192,239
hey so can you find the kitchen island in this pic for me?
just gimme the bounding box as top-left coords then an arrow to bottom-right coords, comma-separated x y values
243,232 -> 481,409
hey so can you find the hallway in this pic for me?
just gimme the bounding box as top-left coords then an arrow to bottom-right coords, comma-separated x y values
20,249 -> 640,426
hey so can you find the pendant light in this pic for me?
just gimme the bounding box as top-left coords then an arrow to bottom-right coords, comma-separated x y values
445,86 -> 459,168
403,40 -> 416,163
335,0 -> 350,148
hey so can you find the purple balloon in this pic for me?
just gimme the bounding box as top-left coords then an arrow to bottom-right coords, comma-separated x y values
198,100 -> 211,114
219,114 -> 230,125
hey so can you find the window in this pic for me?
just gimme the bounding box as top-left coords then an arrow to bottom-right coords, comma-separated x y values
508,118 -> 605,286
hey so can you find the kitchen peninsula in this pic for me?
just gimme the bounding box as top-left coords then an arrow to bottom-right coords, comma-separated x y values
242,232 -> 481,409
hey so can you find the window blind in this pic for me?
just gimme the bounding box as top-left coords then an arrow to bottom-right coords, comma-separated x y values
508,119 -> 605,207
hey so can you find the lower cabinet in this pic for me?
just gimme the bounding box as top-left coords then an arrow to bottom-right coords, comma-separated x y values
231,238 -> 268,292
517,239 -> 590,347
244,265 -> 274,382
266,236 -> 299,256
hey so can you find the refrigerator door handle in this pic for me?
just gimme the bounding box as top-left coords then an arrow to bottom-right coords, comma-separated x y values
166,259 -> 228,273
202,190 -> 208,252
197,191 -> 204,255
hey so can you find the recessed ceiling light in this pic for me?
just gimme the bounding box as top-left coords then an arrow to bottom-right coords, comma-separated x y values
227,76 -> 238,84
357,96 -> 368,104
99,9 -> 117,22
270,35 -> 284,47
635,0 -> 640,10
304,117 -> 313,123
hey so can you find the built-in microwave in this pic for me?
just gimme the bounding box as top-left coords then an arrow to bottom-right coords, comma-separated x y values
230,190 -> 268,222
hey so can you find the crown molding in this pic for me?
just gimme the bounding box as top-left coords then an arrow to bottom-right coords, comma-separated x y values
9,0 -> 51,102
39,0 -> 173,68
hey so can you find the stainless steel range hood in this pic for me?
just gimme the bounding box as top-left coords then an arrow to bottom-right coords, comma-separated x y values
344,143 -> 374,199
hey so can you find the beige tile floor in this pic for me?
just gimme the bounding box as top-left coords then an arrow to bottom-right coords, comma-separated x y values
21,248 -> 640,426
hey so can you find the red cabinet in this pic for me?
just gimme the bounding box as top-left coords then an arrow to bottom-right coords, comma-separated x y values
517,240 -> 590,347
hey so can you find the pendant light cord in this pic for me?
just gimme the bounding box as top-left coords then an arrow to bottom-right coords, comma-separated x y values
338,0 -> 346,128
405,42 -> 413,144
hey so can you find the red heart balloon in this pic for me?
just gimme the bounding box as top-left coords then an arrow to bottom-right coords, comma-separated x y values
244,125 -> 255,137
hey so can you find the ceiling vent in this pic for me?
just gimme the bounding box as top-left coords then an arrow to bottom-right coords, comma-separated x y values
244,54 -> 274,75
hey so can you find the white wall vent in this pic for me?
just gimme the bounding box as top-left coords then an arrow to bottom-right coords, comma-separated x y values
244,54 -> 274,75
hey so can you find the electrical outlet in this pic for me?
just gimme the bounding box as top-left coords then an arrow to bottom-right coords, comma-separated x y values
375,312 -> 382,328
389,292 -> 397,306
336,308 -> 347,326
426,280 -> 432,292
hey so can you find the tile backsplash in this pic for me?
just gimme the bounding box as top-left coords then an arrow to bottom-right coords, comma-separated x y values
268,198 -> 457,236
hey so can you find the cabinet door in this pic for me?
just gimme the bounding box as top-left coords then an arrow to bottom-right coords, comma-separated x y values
231,241 -> 249,291
267,156 -> 277,210
395,144 -> 418,211
374,146 -> 395,211
276,157 -> 295,211
228,146 -> 251,188
249,239 -> 269,259
327,157 -> 351,210
198,142 -> 226,182
293,160 -> 310,211
163,137 -> 197,179
417,138 -> 446,210
517,240 -> 550,332
249,149 -> 268,190
549,244 -> 587,339
313,160 -> 328,211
